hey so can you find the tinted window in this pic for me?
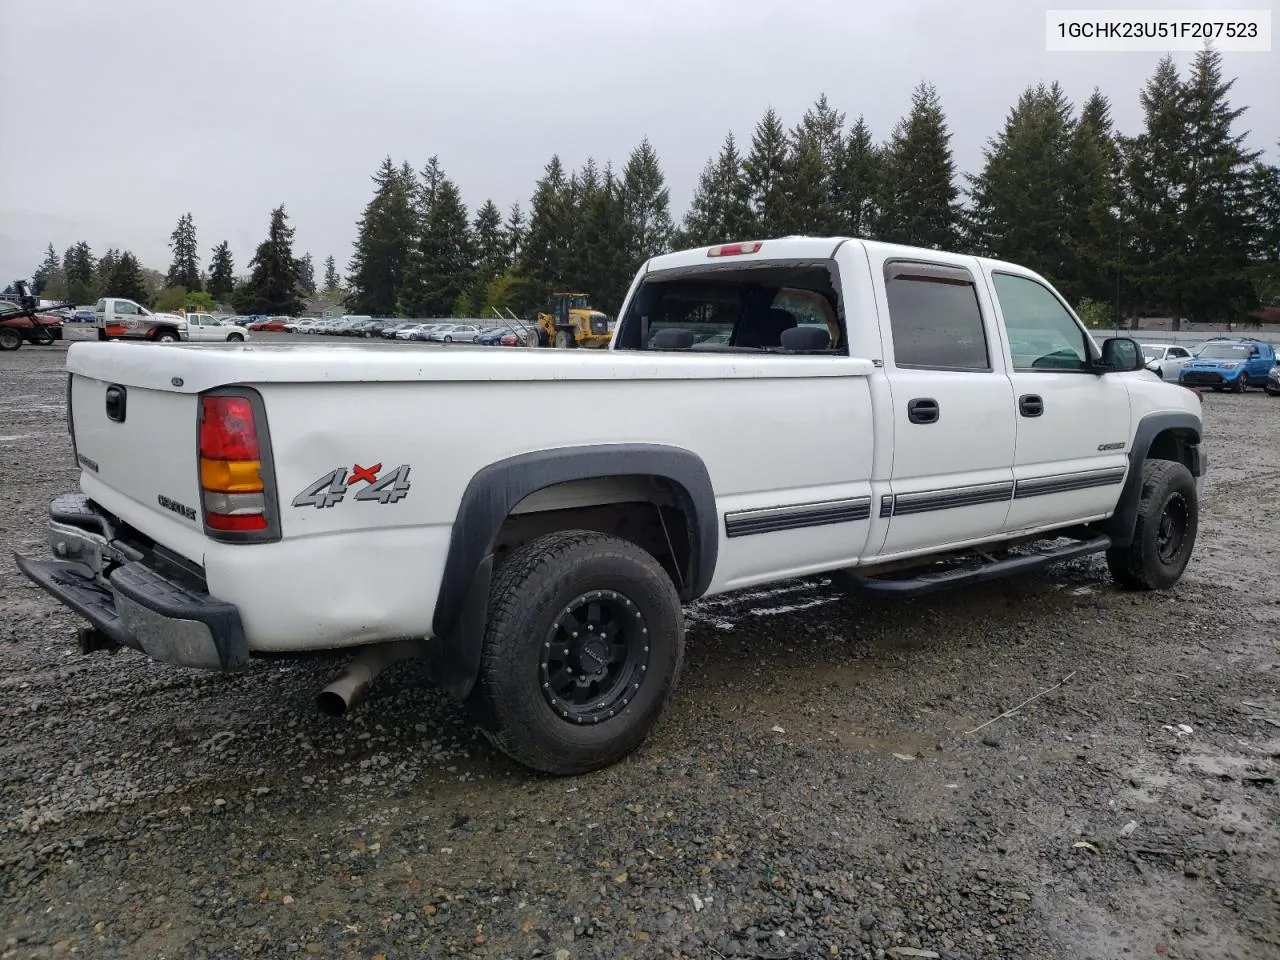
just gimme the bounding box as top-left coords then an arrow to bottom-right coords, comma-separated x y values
1195,343 -> 1250,359
992,273 -> 1090,372
884,261 -> 989,371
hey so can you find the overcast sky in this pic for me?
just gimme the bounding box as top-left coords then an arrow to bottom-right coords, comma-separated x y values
1,0 -> 1276,290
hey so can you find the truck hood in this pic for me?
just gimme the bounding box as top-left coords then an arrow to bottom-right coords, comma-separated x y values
66,341 -> 872,393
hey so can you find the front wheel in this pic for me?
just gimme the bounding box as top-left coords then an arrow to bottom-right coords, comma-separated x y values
443,335 -> 453,343
0,328 -> 22,351
1233,373 -> 1249,393
226,333 -> 243,342
156,332 -> 177,343
1105,459 -> 1198,591
468,531 -> 685,776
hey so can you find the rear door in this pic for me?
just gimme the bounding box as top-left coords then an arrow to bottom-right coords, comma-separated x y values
982,268 -> 1131,533
874,257 -> 1017,559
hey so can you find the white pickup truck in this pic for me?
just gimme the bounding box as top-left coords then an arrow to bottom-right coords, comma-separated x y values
95,297 -> 188,342
17,237 -> 1206,775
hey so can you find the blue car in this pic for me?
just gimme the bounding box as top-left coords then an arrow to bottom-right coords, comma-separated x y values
1179,337 -> 1278,393
475,327 -> 510,345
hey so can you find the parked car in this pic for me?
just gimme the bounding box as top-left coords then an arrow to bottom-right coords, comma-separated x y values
378,321 -> 414,339
95,297 -> 185,342
0,305 -> 63,350
71,308 -> 96,323
430,323 -> 482,343
476,327 -> 510,345
1178,337 -> 1278,392
185,314 -> 249,343
1266,364 -> 1280,396
248,317 -> 291,332
395,323 -> 435,341
1141,343 -> 1194,381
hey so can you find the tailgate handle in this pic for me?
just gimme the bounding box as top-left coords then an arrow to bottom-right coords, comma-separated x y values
105,384 -> 127,423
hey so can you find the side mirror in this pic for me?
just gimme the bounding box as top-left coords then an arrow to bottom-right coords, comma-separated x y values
1099,336 -> 1145,373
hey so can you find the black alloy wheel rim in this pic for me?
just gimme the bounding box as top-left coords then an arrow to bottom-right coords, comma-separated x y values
1156,492 -> 1189,565
540,590 -> 650,724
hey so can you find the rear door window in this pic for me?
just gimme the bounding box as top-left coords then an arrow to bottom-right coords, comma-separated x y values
883,260 -> 990,371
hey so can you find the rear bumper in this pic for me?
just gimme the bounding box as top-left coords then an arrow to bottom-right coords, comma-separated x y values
13,493 -> 248,671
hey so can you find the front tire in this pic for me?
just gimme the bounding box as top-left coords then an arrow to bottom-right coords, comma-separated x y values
1233,373 -> 1248,393
0,328 -> 22,351
1105,459 -> 1198,591
227,333 -> 243,342
468,531 -> 685,776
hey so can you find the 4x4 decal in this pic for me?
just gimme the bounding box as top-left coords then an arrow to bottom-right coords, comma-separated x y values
292,462 -> 412,509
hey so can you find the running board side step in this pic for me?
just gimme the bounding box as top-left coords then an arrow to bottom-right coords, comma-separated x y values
846,532 -> 1113,598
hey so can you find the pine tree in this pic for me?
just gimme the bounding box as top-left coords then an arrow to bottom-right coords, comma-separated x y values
504,203 -> 526,263
575,161 -> 633,313
518,155 -> 575,310
166,212 -> 202,291
107,251 -> 150,303
297,252 -> 316,295
323,255 -> 341,292
681,132 -> 752,246
63,241 -> 96,304
399,170 -> 473,318
346,156 -> 417,315
621,138 -> 674,264
966,82 -> 1075,285
239,205 -> 304,315
835,116 -> 880,237
95,249 -> 120,298
32,244 -> 61,297
1062,89 -> 1123,309
207,241 -> 235,298
790,94 -> 845,234
470,199 -> 508,307
1246,153 -> 1280,310
783,127 -> 833,234
877,82 -> 960,249
1178,47 -> 1260,324
1120,56 -> 1186,324
743,108 -> 791,234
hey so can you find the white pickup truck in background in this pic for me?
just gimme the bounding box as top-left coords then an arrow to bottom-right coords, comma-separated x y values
95,297 -> 187,342
18,237 -> 1206,775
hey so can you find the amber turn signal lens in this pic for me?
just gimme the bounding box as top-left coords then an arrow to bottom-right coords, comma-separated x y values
200,457 -> 263,493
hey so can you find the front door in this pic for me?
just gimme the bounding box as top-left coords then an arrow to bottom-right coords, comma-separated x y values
983,269 -> 1131,533
875,258 -> 1017,559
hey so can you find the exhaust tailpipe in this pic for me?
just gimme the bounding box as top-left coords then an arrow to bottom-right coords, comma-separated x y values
317,639 -> 423,717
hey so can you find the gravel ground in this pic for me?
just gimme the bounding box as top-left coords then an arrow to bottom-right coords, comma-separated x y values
2,330 -> 1278,960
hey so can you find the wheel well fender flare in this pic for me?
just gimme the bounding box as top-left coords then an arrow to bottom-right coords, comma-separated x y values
426,444 -> 718,699
1099,412 -> 1203,546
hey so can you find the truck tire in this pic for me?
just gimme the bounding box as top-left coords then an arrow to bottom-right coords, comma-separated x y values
154,329 -> 178,343
0,328 -> 22,351
468,530 -> 685,775
97,328 -> 108,341
555,330 -> 574,349
1105,459 -> 1198,591
226,333 -> 244,342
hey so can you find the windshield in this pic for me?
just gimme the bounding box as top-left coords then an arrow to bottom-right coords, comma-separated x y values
1196,344 -> 1251,359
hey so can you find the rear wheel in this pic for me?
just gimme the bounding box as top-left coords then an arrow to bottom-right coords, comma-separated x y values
1233,373 -> 1249,393
468,530 -> 685,775
96,328 -> 108,342
0,328 -> 22,351
1105,459 -> 1198,591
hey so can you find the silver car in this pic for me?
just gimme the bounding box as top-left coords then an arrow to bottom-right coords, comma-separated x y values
429,323 -> 482,343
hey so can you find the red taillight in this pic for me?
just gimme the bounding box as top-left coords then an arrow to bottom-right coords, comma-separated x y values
199,396 -> 259,461
205,511 -> 268,532
707,241 -> 763,258
198,393 -> 274,540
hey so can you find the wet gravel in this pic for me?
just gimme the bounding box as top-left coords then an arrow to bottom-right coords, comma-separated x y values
2,330 -> 1278,959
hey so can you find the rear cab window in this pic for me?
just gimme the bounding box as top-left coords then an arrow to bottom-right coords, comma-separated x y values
612,261 -> 846,355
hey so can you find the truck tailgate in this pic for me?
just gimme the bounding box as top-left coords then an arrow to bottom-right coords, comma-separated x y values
70,373 -> 203,551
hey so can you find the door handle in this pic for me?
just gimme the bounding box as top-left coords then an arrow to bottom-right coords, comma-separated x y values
1019,394 -> 1044,417
907,398 -> 939,424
